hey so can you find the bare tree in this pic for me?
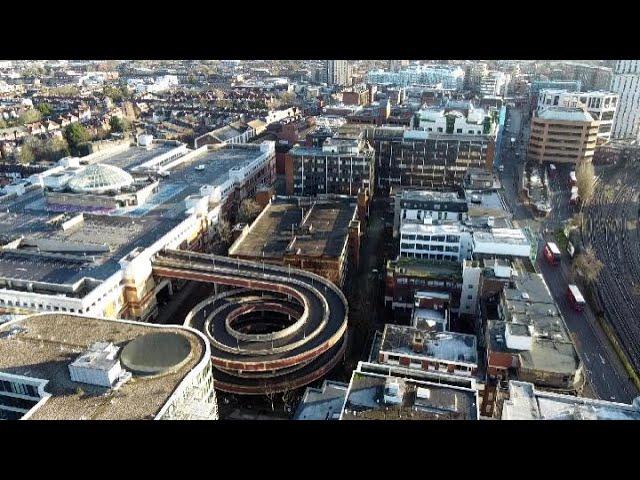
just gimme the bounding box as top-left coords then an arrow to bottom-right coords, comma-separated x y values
213,219 -> 233,250
576,160 -> 595,205
572,247 -> 603,283
237,199 -> 263,225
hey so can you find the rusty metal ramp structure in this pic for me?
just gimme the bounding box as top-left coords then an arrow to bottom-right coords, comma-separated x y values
152,249 -> 348,395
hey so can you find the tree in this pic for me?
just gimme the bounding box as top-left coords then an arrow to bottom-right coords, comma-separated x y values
44,137 -> 70,161
576,160 -> 595,205
572,247 -> 603,283
18,109 -> 41,125
17,144 -> 35,164
109,116 -> 130,133
213,218 -> 233,251
0,118 -> 6,129
237,199 -> 263,225
103,85 -> 129,103
64,123 -> 90,153
280,91 -> 297,105
36,103 -> 53,117
48,85 -> 80,97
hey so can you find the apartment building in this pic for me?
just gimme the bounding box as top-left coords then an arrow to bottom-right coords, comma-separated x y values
285,127 -> 374,196
326,60 -> 350,87
528,107 -> 599,164
610,60 -> 640,140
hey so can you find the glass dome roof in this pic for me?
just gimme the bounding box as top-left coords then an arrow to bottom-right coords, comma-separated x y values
67,163 -> 135,194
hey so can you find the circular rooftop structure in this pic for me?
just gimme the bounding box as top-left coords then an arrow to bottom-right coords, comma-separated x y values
120,332 -> 192,376
67,163 -> 134,194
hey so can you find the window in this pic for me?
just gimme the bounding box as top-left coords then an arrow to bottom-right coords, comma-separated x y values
437,127 -> 443,133
468,284 -> 474,289
456,128 -> 462,133
467,295 -> 473,300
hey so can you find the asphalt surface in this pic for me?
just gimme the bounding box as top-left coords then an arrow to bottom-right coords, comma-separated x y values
497,106 -> 638,403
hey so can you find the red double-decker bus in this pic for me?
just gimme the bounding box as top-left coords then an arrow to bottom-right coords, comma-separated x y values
543,242 -> 562,265
567,284 -> 586,312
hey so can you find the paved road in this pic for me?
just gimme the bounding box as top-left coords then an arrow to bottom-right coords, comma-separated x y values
498,106 -> 638,403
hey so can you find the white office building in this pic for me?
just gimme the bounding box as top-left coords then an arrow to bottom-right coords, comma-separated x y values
471,228 -> 531,258
610,60 -> 640,140
399,223 -> 472,262
537,89 -> 618,142
416,102 -> 497,136
366,65 -> 465,90
480,71 -> 509,97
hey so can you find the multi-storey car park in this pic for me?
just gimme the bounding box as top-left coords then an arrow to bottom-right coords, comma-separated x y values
0,134 -> 353,396
152,249 -> 348,395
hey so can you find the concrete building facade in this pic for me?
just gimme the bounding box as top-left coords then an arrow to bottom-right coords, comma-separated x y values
610,60 -> 640,140
528,107 -> 599,164
537,89 -> 618,143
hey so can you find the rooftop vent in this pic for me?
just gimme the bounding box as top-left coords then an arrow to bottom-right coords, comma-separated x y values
412,331 -> 425,353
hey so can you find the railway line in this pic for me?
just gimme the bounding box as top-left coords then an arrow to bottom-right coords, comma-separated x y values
584,165 -> 640,373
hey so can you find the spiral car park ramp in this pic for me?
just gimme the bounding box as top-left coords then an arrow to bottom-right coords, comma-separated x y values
152,249 -> 348,394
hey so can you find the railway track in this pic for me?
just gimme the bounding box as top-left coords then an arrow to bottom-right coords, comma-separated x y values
584,165 -> 640,372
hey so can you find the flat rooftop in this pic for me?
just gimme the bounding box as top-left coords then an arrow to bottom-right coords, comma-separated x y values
293,380 -> 348,420
400,189 -> 466,205
489,321 -> 579,376
166,144 -> 267,200
400,222 -> 464,235
0,314 -> 206,420
379,324 -> 477,365
230,198 -> 356,260
341,369 -> 478,420
0,213 -> 181,286
473,228 -> 529,246
86,142 -> 180,171
503,381 -> 640,420
388,257 -> 462,281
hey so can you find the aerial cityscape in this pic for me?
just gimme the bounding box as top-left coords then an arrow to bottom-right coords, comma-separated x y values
2,59 -> 640,421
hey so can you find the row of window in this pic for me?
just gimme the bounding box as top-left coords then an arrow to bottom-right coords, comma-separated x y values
0,380 -> 38,398
0,299 -> 83,314
400,251 -> 459,261
401,235 -> 459,243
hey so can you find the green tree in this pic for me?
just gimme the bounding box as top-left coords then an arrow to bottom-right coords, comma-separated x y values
45,137 -> 70,161
103,85 -> 130,103
64,123 -> 90,153
48,85 -> 80,97
18,109 -> 41,125
17,144 -> 35,164
109,116 -> 130,133
36,103 -> 53,117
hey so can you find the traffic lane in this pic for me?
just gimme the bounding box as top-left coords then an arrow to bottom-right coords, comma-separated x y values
536,241 -> 637,402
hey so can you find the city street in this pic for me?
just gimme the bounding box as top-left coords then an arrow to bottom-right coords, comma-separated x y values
498,105 -> 639,402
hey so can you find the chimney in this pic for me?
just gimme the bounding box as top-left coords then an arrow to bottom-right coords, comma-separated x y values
412,331 -> 425,353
